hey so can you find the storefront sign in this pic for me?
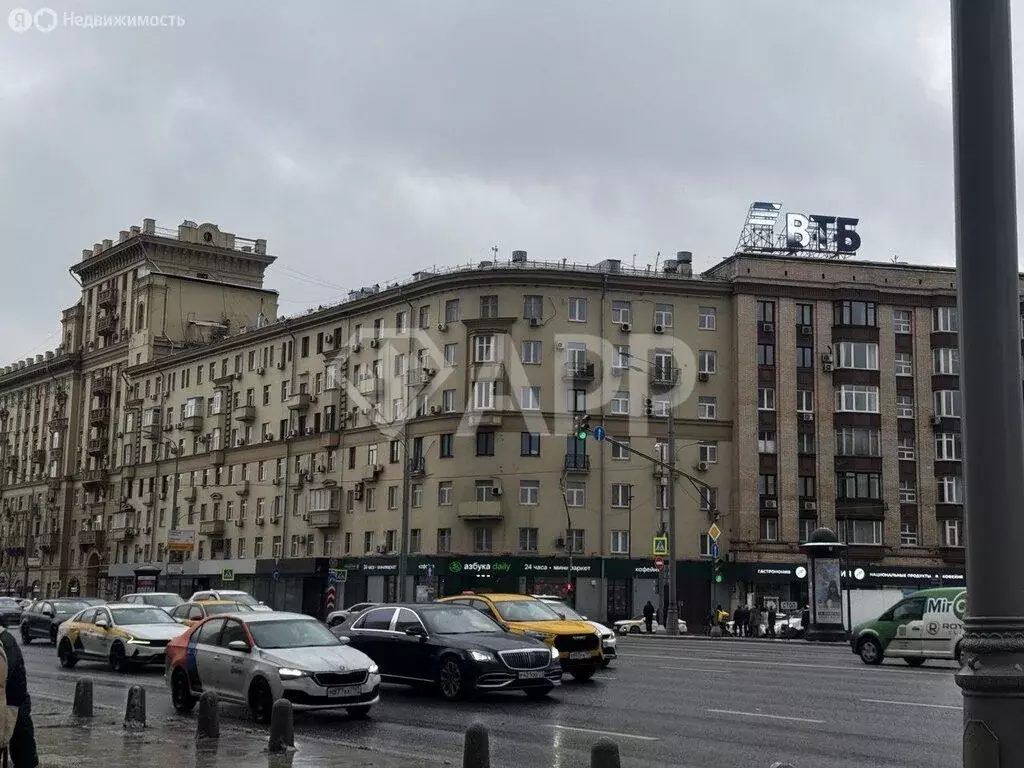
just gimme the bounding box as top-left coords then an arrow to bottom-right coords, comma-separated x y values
167,529 -> 195,552
731,561 -> 964,587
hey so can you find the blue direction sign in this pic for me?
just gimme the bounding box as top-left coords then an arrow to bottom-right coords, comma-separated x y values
327,572 -> 337,586
593,426 -> 606,441
710,541 -> 720,559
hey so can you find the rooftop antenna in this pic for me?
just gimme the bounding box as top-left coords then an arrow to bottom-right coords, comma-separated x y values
492,246 -> 499,261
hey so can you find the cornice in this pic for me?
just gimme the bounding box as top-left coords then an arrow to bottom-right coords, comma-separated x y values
0,354 -> 80,391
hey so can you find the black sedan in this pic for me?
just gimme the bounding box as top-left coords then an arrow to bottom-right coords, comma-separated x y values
20,599 -> 90,644
333,603 -> 562,701
0,598 -> 23,628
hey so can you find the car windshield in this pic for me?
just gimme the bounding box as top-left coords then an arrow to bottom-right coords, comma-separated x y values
219,593 -> 259,607
249,619 -> 340,649
111,607 -> 178,625
0,599 -> 20,609
52,600 -> 87,614
205,602 -> 253,615
144,594 -> 182,608
422,606 -> 503,634
493,599 -> 562,622
543,601 -> 584,621
81,599 -> 105,606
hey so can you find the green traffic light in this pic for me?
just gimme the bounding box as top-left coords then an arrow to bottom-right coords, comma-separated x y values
576,430 -> 588,440
715,574 -> 723,583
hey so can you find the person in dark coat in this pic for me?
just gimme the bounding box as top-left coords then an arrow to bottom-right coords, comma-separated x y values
0,627 -> 39,767
642,600 -> 655,633
766,604 -> 777,638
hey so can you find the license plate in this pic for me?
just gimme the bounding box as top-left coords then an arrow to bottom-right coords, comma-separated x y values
327,685 -> 361,698
568,651 -> 591,660
518,670 -> 544,679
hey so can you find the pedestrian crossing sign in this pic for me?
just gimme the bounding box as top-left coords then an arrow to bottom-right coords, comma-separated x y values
707,523 -> 721,542
652,536 -> 668,556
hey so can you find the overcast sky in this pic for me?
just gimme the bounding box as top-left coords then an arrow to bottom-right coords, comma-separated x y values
0,1 -> 986,364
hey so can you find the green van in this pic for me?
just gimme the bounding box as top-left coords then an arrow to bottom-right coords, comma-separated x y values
850,587 -> 966,666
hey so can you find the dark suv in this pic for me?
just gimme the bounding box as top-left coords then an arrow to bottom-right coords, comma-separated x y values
21,598 -> 89,644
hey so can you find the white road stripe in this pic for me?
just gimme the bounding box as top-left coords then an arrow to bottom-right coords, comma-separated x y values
548,725 -> 659,742
861,698 -> 962,710
619,652 -> 955,676
707,708 -> 825,724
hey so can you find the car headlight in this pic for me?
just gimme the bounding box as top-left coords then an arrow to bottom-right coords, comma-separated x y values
278,668 -> 307,679
468,650 -> 493,663
368,663 -> 379,675
550,646 -> 560,660
126,638 -> 150,645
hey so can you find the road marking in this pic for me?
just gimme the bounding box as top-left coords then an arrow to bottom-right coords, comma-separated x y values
548,725 -> 658,742
707,708 -> 825,724
663,665 -> 729,673
861,698 -> 962,711
619,651 -> 955,676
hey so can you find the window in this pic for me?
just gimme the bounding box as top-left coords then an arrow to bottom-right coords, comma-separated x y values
474,480 -> 493,502
387,486 -> 399,510
698,534 -> 714,557
518,527 -> 538,553
758,431 -> 776,454
759,517 -> 779,542
836,472 -> 882,501
933,348 -> 960,375
610,391 -> 629,415
799,519 -> 817,544
473,335 -> 495,363
564,482 -> 585,507
939,476 -> 964,504
893,309 -> 912,334
698,350 -> 716,374
472,381 -> 496,410
521,340 -> 541,364
698,307 -> 716,330
610,530 -> 629,555
611,301 -> 631,324
834,300 -> 877,327
900,522 -> 918,546
944,519 -> 964,547
611,483 -> 631,508
696,396 -> 716,420
699,487 -> 718,512
565,528 -> 585,554
935,433 -> 962,461
523,295 -> 543,320
798,476 -> 816,498
835,385 -> 880,413
698,441 -> 718,464
757,388 -> 775,411
758,474 -> 777,498
479,295 -> 498,319
475,431 -> 495,457
444,299 -> 460,323
899,479 -> 917,503
836,342 -> 879,370
568,297 -> 587,322
474,527 -> 492,553
934,390 -> 962,418
519,480 -> 540,505
654,303 -> 673,328
835,428 -> 881,457
611,440 -> 630,460
839,519 -> 883,546
418,305 -> 430,329
895,352 -> 913,377
796,347 -> 813,368
757,344 -> 775,366
436,528 -> 452,553
411,484 -> 423,508
567,388 -> 586,413
898,437 -> 916,460
520,432 -> 540,456
897,395 -> 915,419
427,435 -> 454,465
797,390 -> 814,413
437,481 -> 453,506
932,306 -> 959,333
520,386 -> 540,410
756,300 -> 775,323
442,389 -> 457,413
795,303 -> 813,327
797,432 -> 816,455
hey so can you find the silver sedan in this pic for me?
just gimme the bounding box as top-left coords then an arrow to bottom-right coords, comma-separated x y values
166,611 -> 381,722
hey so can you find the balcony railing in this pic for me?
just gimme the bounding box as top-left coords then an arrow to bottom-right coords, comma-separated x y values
87,438 -> 106,456
89,407 -> 111,426
457,501 -> 504,521
234,405 -> 256,422
182,415 -> 204,433
97,286 -> 117,308
78,529 -> 105,548
287,393 -> 312,411
95,314 -> 116,336
563,361 -> 596,381
309,510 -> 341,528
649,366 -> 680,387
409,457 -> 426,477
80,468 -> 109,487
38,532 -> 61,552
357,377 -> 382,397
563,454 -> 591,473
92,375 -> 112,396
199,520 -> 226,537
111,526 -> 137,542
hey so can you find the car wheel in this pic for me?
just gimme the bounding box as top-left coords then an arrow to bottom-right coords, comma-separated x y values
629,626 -> 640,635
905,657 -> 926,667
248,678 -> 274,725
20,626 -> 30,645
109,642 -> 130,673
171,668 -> 197,714
858,637 -> 884,666
49,626 -> 57,646
524,685 -> 554,700
570,668 -> 595,683
346,705 -> 372,718
58,639 -> 78,669
437,656 -> 470,701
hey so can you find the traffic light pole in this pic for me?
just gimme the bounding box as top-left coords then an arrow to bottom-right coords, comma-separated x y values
665,408 -> 679,635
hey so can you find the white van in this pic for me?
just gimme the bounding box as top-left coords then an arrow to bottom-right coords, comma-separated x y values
850,587 -> 966,666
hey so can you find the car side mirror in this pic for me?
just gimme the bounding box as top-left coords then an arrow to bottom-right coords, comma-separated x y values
227,640 -> 250,653
95,619 -> 109,629
405,626 -> 426,639
335,635 -> 350,645
43,610 -> 53,618
582,616 -> 589,621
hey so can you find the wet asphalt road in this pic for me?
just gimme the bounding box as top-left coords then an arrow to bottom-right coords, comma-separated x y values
17,634 -> 963,768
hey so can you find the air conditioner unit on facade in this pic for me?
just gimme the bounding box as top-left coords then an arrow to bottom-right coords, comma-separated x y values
369,338 -> 379,349
620,323 -> 631,333
653,324 -> 664,334
437,324 -> 448,333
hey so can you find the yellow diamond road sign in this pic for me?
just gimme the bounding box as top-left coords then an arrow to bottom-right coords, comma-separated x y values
652,536 -> 668,556
707,523 -> 722,542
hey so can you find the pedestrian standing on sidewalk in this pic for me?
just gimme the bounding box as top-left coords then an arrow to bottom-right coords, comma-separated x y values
642,600 -> 655,634
0,625 -> 38,767
766,604 -> 777,638
749,604 -> 761,638
732,604 -> 743,638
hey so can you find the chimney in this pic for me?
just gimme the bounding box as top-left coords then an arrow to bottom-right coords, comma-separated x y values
45,351 -> 53,360
81,249 -> 92,260
102,239 -> 112,250
676,251 -> 693,277
142,218 -> 156,235
129,225 -> 141,235
118,230 -> 129,243
255,239 -> 267,255
92,243 -> 103,255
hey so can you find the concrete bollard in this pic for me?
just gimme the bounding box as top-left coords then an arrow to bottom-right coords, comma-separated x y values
591,738 -> 621,768
72,679 -> 93,718
196,691 -> 220,741
123,685 -> 146,729
710,625 -> 723,638
267,699 -> 295,753
463,722 -> 490,768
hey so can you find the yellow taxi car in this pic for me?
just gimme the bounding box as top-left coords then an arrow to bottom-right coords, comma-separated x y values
57,603 -> 188,672
167,600 -> 254,627
438,593 -> 602,680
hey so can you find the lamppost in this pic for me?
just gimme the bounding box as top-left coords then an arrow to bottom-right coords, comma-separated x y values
950,1 -> 1024,762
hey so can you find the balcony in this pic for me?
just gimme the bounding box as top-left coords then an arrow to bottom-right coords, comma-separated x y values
3,456 -> 15,471
287,393 -> 312,411
357,376 -> 382,398
32,449 -> 46,465
87,438 -> 107,456
97,286 -> 117,309
457,501 -> 504,521
235,480 -> 250,497
361,464 -> 383,482
48,415 -> 67,433
649,366 -> 680,388
92,375 -> 112,396
234,405 -> 256,422
89,407 -> 111,426
95,314 -> 116,336
563,361 -> 596,382
80,468 -> 109,488
199,520 -> 226,537
409,457 -> 426,477
47,476 -> 62,491
563,454 -> 591,473
320,431 -> 341,449
78,529 -> 105,548
309,510 -> 341,528
182,415 -> 204,433
38,532 -> 61,552
209,449 -> 225,466
111,526 -> 137,542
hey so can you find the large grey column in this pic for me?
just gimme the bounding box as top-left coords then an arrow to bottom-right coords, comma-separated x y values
951,1 -> 1024,765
